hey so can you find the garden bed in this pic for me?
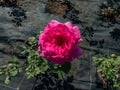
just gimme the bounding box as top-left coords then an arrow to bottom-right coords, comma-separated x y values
0,0 -> 120,90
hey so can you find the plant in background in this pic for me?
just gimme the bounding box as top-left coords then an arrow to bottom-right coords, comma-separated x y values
0,56 -> 22,84
45,0 -> 68,15
0,20 -> 83,84
0,0 -> 20,7
99,2 -> 120,23
45,0 -> 81,24
93,54 -> 120,89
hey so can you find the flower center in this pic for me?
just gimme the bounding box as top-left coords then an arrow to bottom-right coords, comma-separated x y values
54,35 -> 65,46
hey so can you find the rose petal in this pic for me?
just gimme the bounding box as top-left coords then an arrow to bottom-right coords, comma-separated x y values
65,21 -> 73,30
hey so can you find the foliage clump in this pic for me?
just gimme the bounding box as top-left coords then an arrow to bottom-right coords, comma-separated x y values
0,36 -> 71,84
93,54 -> 120,89
99,3 -> 120,23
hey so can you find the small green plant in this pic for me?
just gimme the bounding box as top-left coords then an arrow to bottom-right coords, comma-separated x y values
93,54 -> 120,89
0,56 -> 22,84
0,36 -> 71,84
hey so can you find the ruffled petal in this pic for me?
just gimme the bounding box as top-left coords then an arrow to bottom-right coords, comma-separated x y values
65,21 -> 73,30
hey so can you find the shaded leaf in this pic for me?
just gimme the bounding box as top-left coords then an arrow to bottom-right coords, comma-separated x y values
5,76 -> 10,84
61,62 -> 71,74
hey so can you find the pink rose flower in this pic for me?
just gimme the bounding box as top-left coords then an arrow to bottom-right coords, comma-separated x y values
38,20 -> 83,64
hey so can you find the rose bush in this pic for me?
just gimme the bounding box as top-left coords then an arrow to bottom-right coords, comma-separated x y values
38,20 -> 83,64
0,20 -> 83,84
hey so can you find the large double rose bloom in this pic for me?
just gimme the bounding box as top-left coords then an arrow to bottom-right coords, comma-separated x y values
38,20 -> 83,64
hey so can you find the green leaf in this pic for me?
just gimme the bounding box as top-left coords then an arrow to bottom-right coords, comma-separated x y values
10,70 -> 18,76
54,64 -> 59,69
40,64 -> 49,72
26,73 -> 33,79
58,71 -> 65,80
48,62 -> 54,70
61,62 -> 71,74
5,76 -> 10,84
18,68 -> 22,72
0,71 -> 3,75
35,67 -> 40,74
10,56 -> 17,62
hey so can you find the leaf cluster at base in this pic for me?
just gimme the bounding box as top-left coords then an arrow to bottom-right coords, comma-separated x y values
0,36 -> 71,84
